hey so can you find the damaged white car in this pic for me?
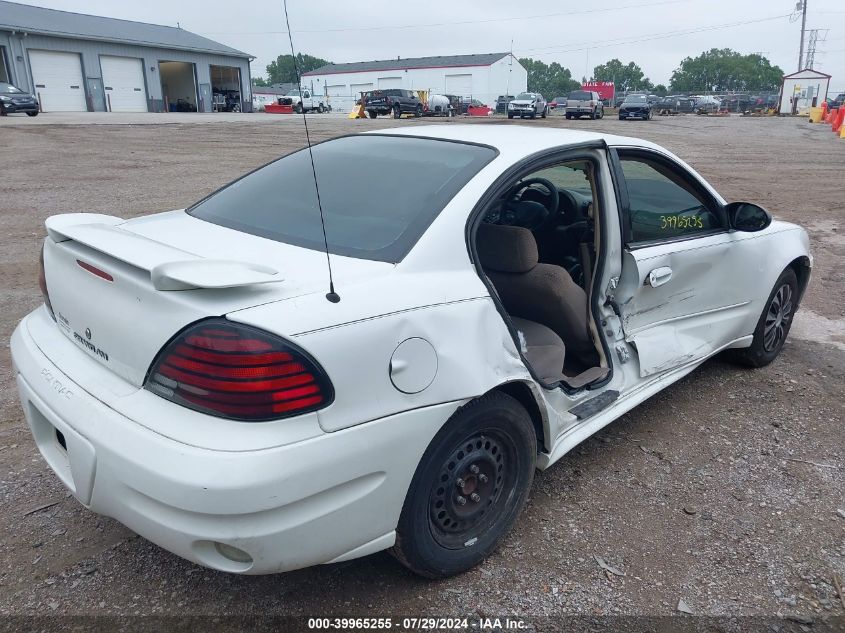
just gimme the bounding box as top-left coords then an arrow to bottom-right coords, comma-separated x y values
11,126 -> 811,578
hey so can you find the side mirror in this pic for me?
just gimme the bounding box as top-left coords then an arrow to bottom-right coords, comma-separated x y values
726,202 -> 772,232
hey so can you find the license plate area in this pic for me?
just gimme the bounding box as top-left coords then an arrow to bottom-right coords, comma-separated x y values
19,379 -> 97,505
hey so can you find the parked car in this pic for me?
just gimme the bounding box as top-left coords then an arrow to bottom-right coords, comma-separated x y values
564,90 -> 604,120
507,92 -> 547,119
655,97 -> 681,115
827,93 -> 845,109
0,81 -> 39,116
549,96 -> 567,110
677,97 -> 696,113
495,95 -> 515,114
618,94 -> 653,120
691,95 -> 720,114
365,89 -> 423,118
12,126 -> 810,579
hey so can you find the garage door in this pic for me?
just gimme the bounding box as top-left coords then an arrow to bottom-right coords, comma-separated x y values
350,82 -> 373,97
445,74 -> 473,97
378,77 -> 402,89
326,84 -> 346,97
100,56 -> 147,112
29,50 -> 88,111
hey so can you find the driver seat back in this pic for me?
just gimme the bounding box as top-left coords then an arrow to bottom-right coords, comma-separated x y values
476,223 -> 598,366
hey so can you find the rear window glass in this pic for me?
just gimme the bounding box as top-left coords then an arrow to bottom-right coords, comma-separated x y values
188,135 -> 496,263
568,91 -> 591,100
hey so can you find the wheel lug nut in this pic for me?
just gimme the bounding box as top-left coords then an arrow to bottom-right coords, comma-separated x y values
470,465 -> 480,474
470,493 -> 481,503
479,474 -> 489,483
456,495 -> 467,505
456,478 -> 465,488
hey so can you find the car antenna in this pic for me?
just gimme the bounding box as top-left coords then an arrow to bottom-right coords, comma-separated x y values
282,0 -> 340,303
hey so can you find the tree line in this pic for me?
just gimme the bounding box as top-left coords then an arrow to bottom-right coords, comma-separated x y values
254,49 -> 785,95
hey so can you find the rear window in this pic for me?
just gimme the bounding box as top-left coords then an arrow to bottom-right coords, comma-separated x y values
188,135 -> 496,263
568,91 -> 591,100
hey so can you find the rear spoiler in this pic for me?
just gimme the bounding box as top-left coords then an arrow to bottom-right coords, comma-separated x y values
45,213 -> 282,291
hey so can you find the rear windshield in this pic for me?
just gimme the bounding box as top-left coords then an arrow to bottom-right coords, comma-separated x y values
568,91 -> 591,100
189,135 -> 496,263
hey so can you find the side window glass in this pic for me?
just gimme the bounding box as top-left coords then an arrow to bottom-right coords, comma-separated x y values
620,157 -> 722,242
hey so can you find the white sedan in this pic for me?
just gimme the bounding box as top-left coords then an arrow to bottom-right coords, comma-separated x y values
11,126 -> 811,578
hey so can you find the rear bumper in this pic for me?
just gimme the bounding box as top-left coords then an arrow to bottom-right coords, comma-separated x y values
11,310 -> 459,574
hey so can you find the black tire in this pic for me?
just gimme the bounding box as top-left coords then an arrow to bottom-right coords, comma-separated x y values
590,109 -> 597,120
565,113 -> 571,120
619,114 -> 625,120
541,106 -> 547,119
27,111 -> 39,117
392,392 -> 536,579
507,113 -> 513,119
393,105 -> 401,119
729,268 -> 798,368
294,103 -> 303,114
317,104 -> 325,113
597,107 -> 604,119
529,109 -> 536,119
367,110 -> 377,119
647,110 -> 653,120
415,104 -> 423,118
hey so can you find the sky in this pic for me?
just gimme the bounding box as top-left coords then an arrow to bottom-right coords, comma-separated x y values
11,0 -> 845,90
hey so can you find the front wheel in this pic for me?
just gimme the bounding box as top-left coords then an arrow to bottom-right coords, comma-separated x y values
294,103 -> 303,114
27,111 -> 39,117
392,392 -> 536,578
393,105 -> 402,119
729,268 -> 798,367
507,113 -> 514,119
317,104 -> 325,113
367,110 -> 377,119
647,110 -> 653,120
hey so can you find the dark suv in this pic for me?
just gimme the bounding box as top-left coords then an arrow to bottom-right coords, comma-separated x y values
365,89 -> 423,118
0,82 -> 39,116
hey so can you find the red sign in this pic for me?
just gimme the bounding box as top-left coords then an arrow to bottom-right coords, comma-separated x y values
582,81 -> 615,101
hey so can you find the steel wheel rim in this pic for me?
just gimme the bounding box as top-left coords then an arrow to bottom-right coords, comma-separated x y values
428,429 -> 517,550
763,283 -> 793,352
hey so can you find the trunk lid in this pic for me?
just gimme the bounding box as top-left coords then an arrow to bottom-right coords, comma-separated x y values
42,210 -> 390,386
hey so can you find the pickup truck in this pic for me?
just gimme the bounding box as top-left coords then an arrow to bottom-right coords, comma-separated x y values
283,88 -> 326,114
365,89 -> 423,118
565,90 -> 604,120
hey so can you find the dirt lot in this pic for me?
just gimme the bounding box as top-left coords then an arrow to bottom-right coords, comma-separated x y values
0,113 -> 843,628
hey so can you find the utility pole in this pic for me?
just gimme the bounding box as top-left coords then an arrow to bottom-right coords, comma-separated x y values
797,0 -> 808,71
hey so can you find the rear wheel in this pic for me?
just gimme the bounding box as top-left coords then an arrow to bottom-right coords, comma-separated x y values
392,392 -> 536,578
590,109 -> 597,120
317,104 -> 325,113
27,111 -> 39,117
541,106 -> 547,118
415,104 -> 423,118
367,110 -> 377,119
729,268 -> 798,367
393,105 -> 402,119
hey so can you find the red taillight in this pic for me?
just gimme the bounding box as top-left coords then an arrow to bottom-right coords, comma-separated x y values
145,319 -> 333,421
38,243 -> 56,321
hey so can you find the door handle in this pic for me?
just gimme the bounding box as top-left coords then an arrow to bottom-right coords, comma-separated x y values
647,266 -> 673,287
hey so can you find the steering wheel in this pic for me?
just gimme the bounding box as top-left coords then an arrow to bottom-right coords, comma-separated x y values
508,177 -> 560,222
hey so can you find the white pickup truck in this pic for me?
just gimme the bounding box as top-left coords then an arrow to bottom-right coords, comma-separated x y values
284,88 -> 327,113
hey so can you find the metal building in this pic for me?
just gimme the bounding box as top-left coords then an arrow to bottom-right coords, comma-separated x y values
0,0 -> 253,113
302,53 -> 528,113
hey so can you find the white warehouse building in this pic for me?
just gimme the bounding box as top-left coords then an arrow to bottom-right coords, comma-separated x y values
302,53 -> 527,113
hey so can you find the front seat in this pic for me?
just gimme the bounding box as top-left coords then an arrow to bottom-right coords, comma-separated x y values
476,223 -> 598,368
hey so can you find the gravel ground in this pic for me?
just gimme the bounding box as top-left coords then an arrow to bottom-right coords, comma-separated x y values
0,113 -> 843,630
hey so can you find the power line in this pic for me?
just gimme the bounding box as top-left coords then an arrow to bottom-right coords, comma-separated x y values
203,0 -> 693,35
